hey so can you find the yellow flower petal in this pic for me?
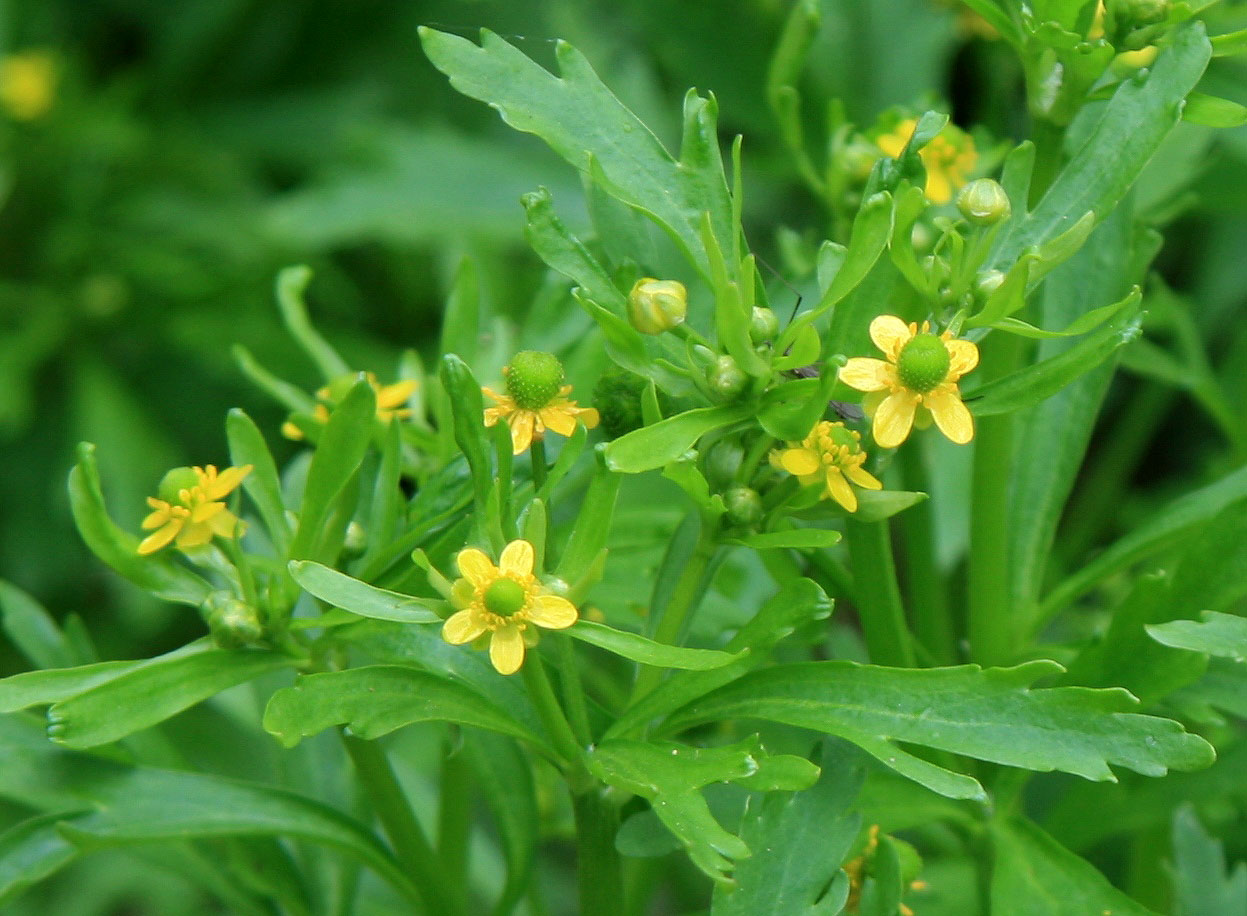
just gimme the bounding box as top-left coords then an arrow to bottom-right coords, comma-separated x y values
376,379 -> 417,409
925,386 -> 974,444
868,315 -> 914,361
175,523 -> 214,549
498,540 -> 535,578
203,465 -> 251,500
873,391 -> 920,448
209,509 -> 239,538
876,119 -> 915,158
456,548 -> 496,587
190,500 -> 226,524
824,467 -> 858,512
529,594 -> 578,629
481,387 -> 508,407
539,405 -> 578,437
509,411 -> 535,455
137,521 -> 181,555
443,609 -> 488,645
778,447 -> 820,476
577,406 -> 600,430
839,357 -> 894,392
924,169 -> 952,205
945,338 -> 979,380
489,625 -> 526,675
846,464 -> 883,490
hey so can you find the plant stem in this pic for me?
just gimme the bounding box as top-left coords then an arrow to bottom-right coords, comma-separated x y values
572,789 -> 626,916
522,652 -> 590,787
968,332 -> 1024,666
845,519 -> 916,667
899,445 -> 955,664
340,733 -> 462,916
631,519 -> 718,700
1029,117 -> 1066,207
531,437 -> 548,491
553,632 -> 593,746
437,734 -> 471,906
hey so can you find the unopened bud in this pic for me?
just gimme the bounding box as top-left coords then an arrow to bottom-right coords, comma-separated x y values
723,487 -> 764,527
704,440 -> 744,488
202,592 -> 263,649
749,307 -> 780,344
956,179 -> 1011,226
628,278 -> 687,335
706,355 -> 748,402
1108,0 -> 1169,28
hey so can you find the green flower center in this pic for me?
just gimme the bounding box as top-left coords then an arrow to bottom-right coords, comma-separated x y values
483,578 -> 528,616
896,333 -> 951,393
157,467 -> 201,504
506,351 -> 565,409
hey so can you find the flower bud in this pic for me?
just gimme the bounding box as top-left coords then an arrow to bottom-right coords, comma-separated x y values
956,179 -> 1011,226
723,487 -> 764,527
628,278 -> 687,335
505,350 -> 565,409
201,592 -> 263,650
706,355 -> 747,402
749,307 -> 780,344
704,440 -> 744,488
1108,0 -> 1169,28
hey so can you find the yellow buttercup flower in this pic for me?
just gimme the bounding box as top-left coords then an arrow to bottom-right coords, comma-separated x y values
876,118 -> 977,205
0,50 -> 56,121
138,464 -> 252,555
838,315 -> 979,448
769,421 -> 882,513
442,539 -> 578,675
282,372 -> 417,440
483,350 -> 599,456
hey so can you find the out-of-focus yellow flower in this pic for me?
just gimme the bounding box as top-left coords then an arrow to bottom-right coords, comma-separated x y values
876,118 -> 977,204
839,315 -> 979,448
769,421 -> 882,513
282,372 -> 417,440
442,539 -> 578,675
483,351 -> 599,455
138,464 -> 252,555
0,50 -> 56,121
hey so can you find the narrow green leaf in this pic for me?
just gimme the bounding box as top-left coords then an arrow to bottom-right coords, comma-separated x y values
991,288 -> 1135,338
441,255 -> 481,363
290,561 -> 443,624
262,665 -> 553,755
0,813 -> 81,907
992,818 -> 1161,916
232,344 -> 317,413
48,646 -> 294,748
0,659 -> 139,712
1210,27 -> 1247,57
227,409 -> 292,556
568,620 -> 743,670
289,379 -> 376,560
1181,92 -> 1247,128
522,187 -> 627,313
1171,805 -> 1247,916
68,443 -> 213,608
965,288 -> 1142,417
848,489 -> 929,523
1148,612 -> 1247,663
439,355 -> 493,524
772,323 -> 821,371
420,28 -> 733,279
555,445 -> 622,585
665,660 -> 1215,799
989,22 -> 1212,269
605,404 -> 753,473
275,265 -> 351,381
462,733 -> 537,916
0,580 -> 76,670
725,528 -> 842,550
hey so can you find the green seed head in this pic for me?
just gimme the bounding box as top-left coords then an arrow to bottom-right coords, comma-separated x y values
1109,0 -> 1170,28
157,467 -> 201,503
506,351 -> 565,409
628,278 -> 687,335
956,179 -> 1011,226
483,578 -> 528,616
896,333 -> 951,393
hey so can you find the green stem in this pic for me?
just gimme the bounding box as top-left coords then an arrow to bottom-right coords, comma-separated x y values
531,437 -> 548,491
968,332 -> 1024,666
522,652 -> 590,787
735,433 -> 776,486
572,789 -> 626,916
899,445 -> 955,664
437,734 -> 471,908
846,519 -> 916,667
631,519 -> 718,700
673,321 -> 713,351
341,734 -> 462,916
553,632 -> 593,746
1028,117 -> 1066,207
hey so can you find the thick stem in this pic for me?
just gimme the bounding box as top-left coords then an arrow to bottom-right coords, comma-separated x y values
845,519 -> 916,667
572,789 -> 626,916
522,652 -> 590,788
437,735 -> 471,906
553,632 -> 593,746
968,332 -> 1024,665
341,734 -> 462,916
899,445 -> 955,664
530,437 -> 548,491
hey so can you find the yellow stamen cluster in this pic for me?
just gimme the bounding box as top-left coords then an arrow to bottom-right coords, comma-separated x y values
875,117 -> 977,204
769,421 -> 883,513
138,464 -> 252,555
283,372 -> 417,441
441,540 -> 578,675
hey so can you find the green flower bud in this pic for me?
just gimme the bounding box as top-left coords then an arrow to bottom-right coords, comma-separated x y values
723,486 -> 764,527
704,440 -> 744,488
628,278 -> 687,335
506,351 -> 565,409
896,333 -> 951,393
749,307 -> 780,344
706,355 -> 748,402
157,467 -> 201,503
956,179 -> 1011,226
202,592 -> 264,650
1108,0 -> 1169,28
